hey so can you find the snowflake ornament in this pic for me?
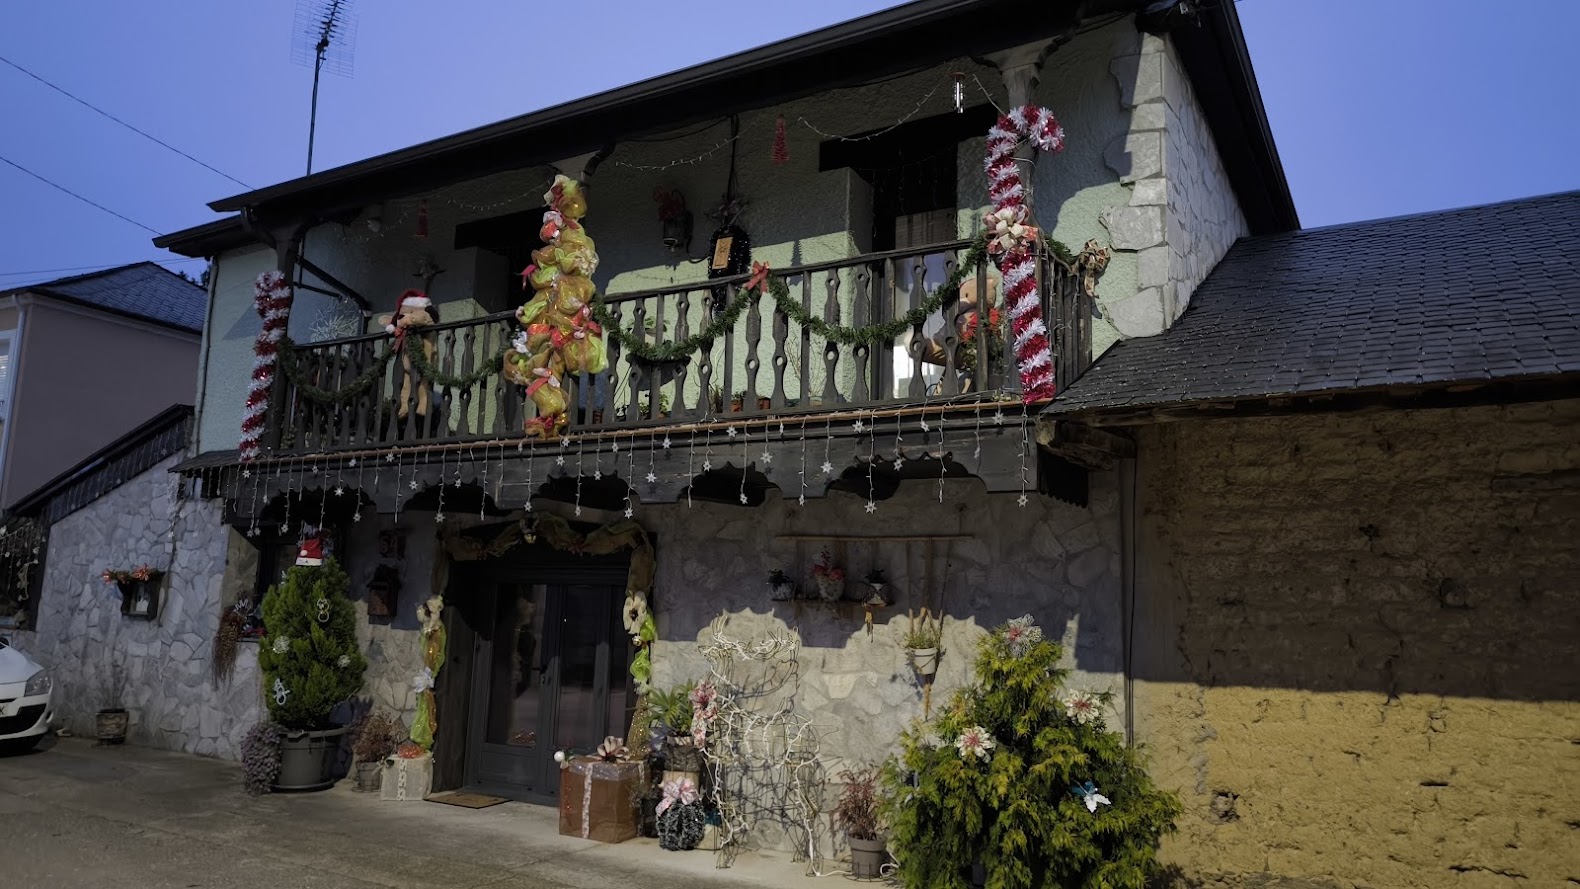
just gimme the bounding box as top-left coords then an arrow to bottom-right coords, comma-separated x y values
348,458 -> 358,468
865,501 -> 877,514
624,507 -> 634,519
409,479 -> 419,490
337,654 -> 351,668
955,726 -> 996,761
434,513 -> 445,523
702,459 -> 712,471
993,410 -> 1006,425
852,419 -> 865,433
761,450 -> 773,464
726,426 -> 738,439
1017,494 -> 1029,507
1071,781 -> 1111,813
334,486 -> 345,497
820,461 -> 834,476
556,455 -> 565,466
645,471 -> 658,484
893,456 -> 905,470
242,469 -> 252,479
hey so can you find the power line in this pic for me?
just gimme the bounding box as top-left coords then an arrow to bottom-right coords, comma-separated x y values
0,54 -> 252,189
0,153 -> 164,235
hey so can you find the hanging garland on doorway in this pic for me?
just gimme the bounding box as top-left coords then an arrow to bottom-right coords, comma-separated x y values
441,513 -> 659,754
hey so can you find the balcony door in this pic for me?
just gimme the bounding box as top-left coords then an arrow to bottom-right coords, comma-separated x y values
465,564 -> 632,803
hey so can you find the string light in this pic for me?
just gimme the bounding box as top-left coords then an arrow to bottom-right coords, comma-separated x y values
797,82 -> 941,143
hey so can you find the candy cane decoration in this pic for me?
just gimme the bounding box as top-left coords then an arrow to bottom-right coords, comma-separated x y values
240,270 -> 293,462
984,105 -> 1065,403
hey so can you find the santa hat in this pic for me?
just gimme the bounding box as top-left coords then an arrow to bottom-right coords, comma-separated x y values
296,529 -> 326,567
384,289 -> 432,334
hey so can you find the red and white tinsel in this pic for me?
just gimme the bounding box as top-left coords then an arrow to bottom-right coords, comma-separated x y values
240,270 -> 293,462
984,104 -> 1065,403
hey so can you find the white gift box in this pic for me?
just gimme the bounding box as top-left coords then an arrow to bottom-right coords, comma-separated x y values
380,752 -> 433,801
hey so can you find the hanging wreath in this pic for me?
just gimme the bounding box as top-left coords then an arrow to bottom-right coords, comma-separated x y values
241,271 -> 293,461
984,105 -> 1065,403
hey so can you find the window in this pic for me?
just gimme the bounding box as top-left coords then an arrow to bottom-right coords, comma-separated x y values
0,518 -> 44,630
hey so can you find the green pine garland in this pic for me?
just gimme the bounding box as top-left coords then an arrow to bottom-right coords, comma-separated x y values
881,618 -> 1180,889
593,236 -> 996,364
279,336 -> 505,405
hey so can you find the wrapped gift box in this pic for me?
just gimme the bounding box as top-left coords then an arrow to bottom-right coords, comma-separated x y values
559,757 -> 646,843
380,753 -> 433,801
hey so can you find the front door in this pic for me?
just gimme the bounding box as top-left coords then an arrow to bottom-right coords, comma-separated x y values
465,569 -> 632,802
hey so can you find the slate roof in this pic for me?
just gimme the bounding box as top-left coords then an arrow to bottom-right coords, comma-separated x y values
3,262 -> 206,333
1050,190 -> 1580,415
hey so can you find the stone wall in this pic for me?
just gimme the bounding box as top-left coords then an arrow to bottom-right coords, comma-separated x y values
644,474 -> 1124,850
1131,399 -> 1580,888
13,455 -> 260,758
1102,30 -> 1248,338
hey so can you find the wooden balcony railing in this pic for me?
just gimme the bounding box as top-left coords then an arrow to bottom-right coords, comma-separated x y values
267,240 -> 1091,455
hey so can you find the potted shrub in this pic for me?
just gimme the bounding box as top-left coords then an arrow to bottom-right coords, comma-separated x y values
257,542 -> 368,792
811,549 -> 845,602
351,710 -> 404,792
903,609 -> 942,677
649,682 -> 704,773
767,568 -> 796,601
836,766 -> 888,878
730,390 -> 746,413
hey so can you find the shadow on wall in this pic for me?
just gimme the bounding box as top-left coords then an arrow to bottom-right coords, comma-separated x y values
1129,409 -> 1580,704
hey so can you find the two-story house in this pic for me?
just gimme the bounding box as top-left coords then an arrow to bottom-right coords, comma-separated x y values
21,2 -> 1573,887
0,262 -> 205,628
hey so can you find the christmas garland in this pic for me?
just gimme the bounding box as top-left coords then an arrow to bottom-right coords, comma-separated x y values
276,337 -> 506,405
985,105 -> 1065,403
241,272 -> 292,461
591,235 -> 994,364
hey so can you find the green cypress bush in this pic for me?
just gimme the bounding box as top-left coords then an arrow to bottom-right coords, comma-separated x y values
257,557 -> 367,730
881,616 -> 1180,889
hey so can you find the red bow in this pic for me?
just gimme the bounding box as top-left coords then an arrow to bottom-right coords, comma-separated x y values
746,261 -> 771,294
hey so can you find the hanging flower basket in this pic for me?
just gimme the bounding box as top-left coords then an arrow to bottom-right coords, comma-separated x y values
103,566 -> 163,620
811,550 -> 845,602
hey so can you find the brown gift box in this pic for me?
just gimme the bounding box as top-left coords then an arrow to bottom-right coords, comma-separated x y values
558,757 -> 646,844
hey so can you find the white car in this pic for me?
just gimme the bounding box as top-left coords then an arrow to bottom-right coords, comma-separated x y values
0,636 -> 53,751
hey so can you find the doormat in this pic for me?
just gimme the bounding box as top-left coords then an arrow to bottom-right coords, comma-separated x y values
427,791 -> 510,809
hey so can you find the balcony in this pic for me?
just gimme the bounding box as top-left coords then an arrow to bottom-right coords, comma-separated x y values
267,238 -> 1093,457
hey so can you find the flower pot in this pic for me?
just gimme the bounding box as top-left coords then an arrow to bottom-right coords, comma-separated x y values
909,647 -> 939,676
96,708 -> 128,745
354,760 -> 382,792
665,739 -> 706,773
849,836 -> 889,878
768,581 -> 795,601
757,397 -> 772,411
815,575 -> 843,602
273,726 -> 348,792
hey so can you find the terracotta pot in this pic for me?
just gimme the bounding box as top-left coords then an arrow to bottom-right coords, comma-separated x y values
909,647 -> 939,676
757,397 -> 772,410
849,836 -> 889,878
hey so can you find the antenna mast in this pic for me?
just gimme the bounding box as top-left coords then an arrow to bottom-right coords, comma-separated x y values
292,0 -> 358,176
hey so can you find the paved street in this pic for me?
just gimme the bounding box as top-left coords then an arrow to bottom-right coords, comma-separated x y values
0,738 -> 813,889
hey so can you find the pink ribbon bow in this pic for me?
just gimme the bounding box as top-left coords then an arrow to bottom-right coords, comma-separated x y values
746,261 -> 771,294
657,776 -> 698,815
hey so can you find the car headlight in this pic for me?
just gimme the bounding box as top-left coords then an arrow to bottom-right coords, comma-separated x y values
23,669 -> 51,696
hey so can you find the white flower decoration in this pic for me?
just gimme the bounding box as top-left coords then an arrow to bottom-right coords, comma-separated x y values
622,591 -> 648,637
412,666 -> 435,694
271,636 -> 290,654
1062,689 -> 1102,725
955,726 -> 996,761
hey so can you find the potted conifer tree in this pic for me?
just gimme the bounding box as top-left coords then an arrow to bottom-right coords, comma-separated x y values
257,535 -> 367,791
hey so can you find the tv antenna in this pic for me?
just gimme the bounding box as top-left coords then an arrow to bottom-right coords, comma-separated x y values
291,0 -> 358,175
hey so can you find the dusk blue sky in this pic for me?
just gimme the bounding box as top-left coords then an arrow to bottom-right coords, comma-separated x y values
2,0 -> 1576,287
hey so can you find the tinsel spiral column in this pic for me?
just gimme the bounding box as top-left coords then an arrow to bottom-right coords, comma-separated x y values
503,175 -> 607,438
983,105 -> 1065,403
240,270 -> 293,462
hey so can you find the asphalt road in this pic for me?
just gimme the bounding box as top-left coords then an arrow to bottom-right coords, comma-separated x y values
0,737 -> 811,889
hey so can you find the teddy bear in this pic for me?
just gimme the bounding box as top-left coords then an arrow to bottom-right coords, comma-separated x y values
373,290 -> 438,419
